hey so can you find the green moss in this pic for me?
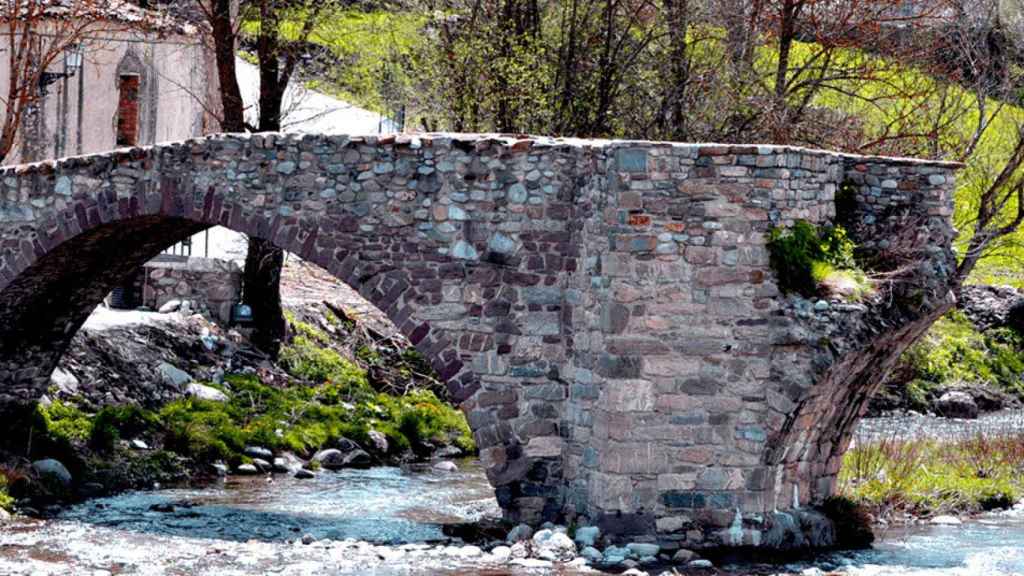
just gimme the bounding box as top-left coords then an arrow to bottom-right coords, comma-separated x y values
280,335 -> 370,392
159,399 -> 247,466
90,405 -> 161,453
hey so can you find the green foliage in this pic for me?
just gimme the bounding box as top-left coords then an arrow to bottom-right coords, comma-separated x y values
240,9 -> 425,115
90,405 -> 160,453
0,474 -> 14,511
38,400 -> 92,444
903,311 -> 1024,398
767,220 -> 864,297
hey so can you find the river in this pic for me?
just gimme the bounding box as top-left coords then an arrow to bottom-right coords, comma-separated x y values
2,432 -> 1024,575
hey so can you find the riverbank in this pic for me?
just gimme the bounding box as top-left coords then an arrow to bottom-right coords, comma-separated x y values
0,296 -> 473,517
840,411 -> 1024,525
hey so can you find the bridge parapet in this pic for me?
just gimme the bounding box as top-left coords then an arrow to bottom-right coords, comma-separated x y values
0,133 -> 959,547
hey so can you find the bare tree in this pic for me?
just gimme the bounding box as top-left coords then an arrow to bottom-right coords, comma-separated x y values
0,0 -> 150,164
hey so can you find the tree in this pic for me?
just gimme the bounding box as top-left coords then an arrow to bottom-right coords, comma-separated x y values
197,0 -> 334,358
0,0 -> 139,164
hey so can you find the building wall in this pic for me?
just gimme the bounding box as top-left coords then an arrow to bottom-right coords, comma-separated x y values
0,23 -> 212,165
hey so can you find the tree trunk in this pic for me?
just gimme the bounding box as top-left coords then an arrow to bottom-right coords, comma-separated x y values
243,237 -> 286,358
210,0 -> 245,133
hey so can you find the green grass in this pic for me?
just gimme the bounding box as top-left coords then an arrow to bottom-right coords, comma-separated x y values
840,434 -> 1024,518
899,310 -> 1024,408
240,9 -> 425,114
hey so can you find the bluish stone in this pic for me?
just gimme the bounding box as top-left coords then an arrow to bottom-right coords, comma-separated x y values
54,176 -> 71,196
508,183 -> 528,203
275,161 -> 297,175
452,240 -> 479,260
662,490 -> 705,509
488,232 -> 518,254
449,205 -> 468,221
616,148 -> 648,173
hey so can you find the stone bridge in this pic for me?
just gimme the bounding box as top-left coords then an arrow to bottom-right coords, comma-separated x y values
0,133 -> 958,549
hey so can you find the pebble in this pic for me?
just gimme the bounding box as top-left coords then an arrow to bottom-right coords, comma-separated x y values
689,558 -> 714,568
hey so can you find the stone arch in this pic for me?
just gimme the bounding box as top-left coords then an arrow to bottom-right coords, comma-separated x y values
0,133 -> 582,525
0,134 -> 965,546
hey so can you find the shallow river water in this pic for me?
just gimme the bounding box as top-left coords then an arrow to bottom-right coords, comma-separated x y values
2,451 -> 1024,574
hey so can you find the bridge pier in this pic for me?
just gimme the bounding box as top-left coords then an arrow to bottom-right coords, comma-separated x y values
0,134 -> 958,548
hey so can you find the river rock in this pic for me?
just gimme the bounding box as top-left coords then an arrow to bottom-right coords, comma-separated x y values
531,529 -> 576,561
211,463 -> 229,476
580,546 -> 603,563
130,439 -> 149,450
959,285 -> 1024,331
186,383 -> 229,402
302,533 -> 316,545
603,545 -> 630,565
244,446 -> 274,460
931,514 -> 962,525
689,559 -> 714,568
575,525 -> 600,547
672,549 -> 697,563
313,448 -> 371,470
433,461 -> 458,472
294,468 -> 315,479
506,523 -> 534,543
934,390 -> 979,419
490,545 -> 512,562
627,542 -> 660,557
366,430 -> 389,454
157,362 -> 192,389
272,457 -> 290,473
32,458 -> 72,489
235,463 -> 259,475
252,458 -> 272,472
510,541 -> 529,558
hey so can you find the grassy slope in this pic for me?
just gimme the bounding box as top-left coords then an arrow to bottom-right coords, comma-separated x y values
240,10 -> 425,114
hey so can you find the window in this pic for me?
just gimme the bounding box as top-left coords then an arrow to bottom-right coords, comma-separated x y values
116,74 -> 140,146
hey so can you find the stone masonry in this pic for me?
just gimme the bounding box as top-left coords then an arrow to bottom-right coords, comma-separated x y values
140,256 -> 243,324
0,133 -> 959,549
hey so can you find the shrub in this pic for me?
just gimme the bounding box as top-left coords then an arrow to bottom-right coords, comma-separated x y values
767,220 -> 863,297
903,310 -> 1024,398
0,474 -> 14,511
38,400 -> 92,444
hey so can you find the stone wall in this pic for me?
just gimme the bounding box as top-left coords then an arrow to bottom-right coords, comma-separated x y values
0,133 -> 959,548
141,256 -> 242,324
